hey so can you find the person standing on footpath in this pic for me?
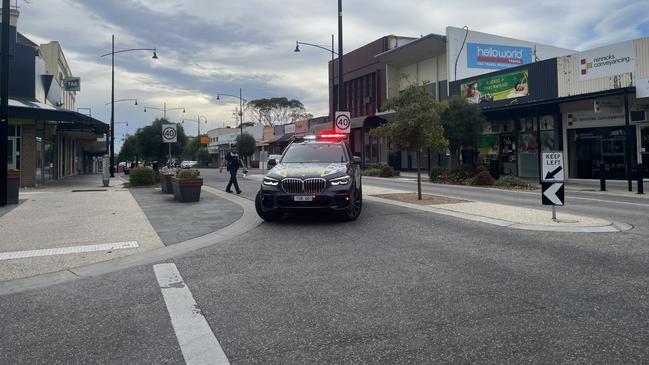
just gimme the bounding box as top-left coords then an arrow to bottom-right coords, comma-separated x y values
225,143 -> 244,194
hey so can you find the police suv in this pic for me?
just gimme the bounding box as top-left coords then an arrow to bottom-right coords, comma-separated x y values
255,133 -> 362,221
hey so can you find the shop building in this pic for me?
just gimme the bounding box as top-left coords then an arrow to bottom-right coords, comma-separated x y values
2,8 -> 107,187
450,35 -> 649,182
373,26 -> 573,172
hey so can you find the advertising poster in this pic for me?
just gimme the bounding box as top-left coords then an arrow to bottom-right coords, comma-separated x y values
578,41 -> 635,81
479,135 -> 499,157
466,43 -> 532,70
461,70 -> 529,104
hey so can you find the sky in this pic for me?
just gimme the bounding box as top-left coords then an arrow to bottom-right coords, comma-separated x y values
15,0 -> 649,152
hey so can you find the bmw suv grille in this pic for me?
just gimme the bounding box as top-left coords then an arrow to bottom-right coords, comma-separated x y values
281,178 -> 327,194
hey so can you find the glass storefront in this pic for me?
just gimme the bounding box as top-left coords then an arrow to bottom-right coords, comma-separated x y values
639,125 -> 649,178
568,126 -> 636,180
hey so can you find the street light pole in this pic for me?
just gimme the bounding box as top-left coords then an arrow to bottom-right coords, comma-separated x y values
338,0 -> 345,111
240,88 -> 243,135
110,35 -> 115,177
294,35 -> 338,119
101,36 -> 157,178
0,0 -> 10,206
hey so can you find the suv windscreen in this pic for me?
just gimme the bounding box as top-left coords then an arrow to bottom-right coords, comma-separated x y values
281,143 -> 347,163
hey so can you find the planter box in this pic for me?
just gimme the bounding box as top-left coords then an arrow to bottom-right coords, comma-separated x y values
7,170 -> 19,204
171,177 -> 203,202
160,174 -> 174,194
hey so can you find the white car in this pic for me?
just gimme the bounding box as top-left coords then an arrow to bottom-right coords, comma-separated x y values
181,161 -> 198,169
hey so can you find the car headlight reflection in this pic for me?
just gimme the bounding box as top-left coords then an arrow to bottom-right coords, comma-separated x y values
330,175 -> 351,186
263,177 -> 279,186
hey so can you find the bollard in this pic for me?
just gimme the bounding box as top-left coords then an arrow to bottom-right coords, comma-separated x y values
638,163 -> 644,195
600,162 -> 606,191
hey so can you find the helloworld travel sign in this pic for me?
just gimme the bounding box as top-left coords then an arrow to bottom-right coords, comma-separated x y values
467,42 -> 533,70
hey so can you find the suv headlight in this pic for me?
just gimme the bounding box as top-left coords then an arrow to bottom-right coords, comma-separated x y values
263,176 -> 279,186
330,175 -> 351,186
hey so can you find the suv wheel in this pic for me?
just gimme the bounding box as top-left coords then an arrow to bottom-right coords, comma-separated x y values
255,191 -> 283,221
341,188 -> 362,221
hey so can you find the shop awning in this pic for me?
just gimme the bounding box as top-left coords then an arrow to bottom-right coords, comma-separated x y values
9,99 -> 109,134
267,134 -> 283,143
275,133 -> 295,143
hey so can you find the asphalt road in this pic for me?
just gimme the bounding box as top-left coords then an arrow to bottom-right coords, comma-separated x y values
2,170 -> 649,363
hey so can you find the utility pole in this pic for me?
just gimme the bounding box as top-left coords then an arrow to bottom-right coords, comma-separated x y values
337,0 -> 345,111
0,0 -> 12,206
239,88 -> 243,135
110,34 -> 115,177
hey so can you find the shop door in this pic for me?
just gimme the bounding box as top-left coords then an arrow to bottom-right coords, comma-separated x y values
576,136 -> 600,179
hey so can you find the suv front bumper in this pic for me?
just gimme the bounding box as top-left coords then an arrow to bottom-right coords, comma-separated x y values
259,184 -> 356,211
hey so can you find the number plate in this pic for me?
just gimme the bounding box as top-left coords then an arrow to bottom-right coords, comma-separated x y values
293,195 -> 314,202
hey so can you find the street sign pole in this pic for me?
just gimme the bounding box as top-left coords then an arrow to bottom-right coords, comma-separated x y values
552,206 -> 556,221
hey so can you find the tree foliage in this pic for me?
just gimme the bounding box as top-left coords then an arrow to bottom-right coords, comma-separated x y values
372,83 -> 448,199
440,96 -> 486,169
235,132 -> 256,162
117,134 -> 138,163
135,118 -> 187,164
246,97 -> 310,126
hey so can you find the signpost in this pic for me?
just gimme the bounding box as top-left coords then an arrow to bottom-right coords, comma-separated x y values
334,111 -> 351,134
162,124 -> 177,166
541,152 -> 565,219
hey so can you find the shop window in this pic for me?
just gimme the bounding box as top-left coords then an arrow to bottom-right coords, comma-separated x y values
426,82 -> 437,100
568,127 -> 636,180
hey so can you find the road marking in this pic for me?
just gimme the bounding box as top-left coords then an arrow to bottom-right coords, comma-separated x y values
0,241 -> 139,261
154,263 -> 230,365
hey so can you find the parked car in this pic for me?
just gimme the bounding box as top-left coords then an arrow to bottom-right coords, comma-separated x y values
181,161 -> 198,169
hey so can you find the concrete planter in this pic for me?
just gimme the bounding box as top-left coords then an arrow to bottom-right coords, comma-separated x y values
7,170 -> 19,204
160,174 -> 174,194
171,177 -> 203,202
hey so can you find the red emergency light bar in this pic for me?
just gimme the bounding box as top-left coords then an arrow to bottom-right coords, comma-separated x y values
318,132 -> 347,140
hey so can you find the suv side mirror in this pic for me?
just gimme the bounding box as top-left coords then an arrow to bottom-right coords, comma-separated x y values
352,156 -> 362,164
267,159 -> 277,169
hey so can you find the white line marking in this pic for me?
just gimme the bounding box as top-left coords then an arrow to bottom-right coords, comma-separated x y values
154,263 -> 230,365
0,241 -> 139,261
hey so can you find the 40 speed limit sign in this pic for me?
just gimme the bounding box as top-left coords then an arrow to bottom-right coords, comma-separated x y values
161,124 -> 177,143
334,111 -> 351,134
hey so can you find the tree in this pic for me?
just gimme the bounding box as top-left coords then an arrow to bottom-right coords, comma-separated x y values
246,97 -> 308,126
196,147 -> 212,167
372,83 -> 448,200
235,132 -> 256,165
117,135 -> 137,163
183,136 -> 200,160
440,96 -> 486,169
136,118 -> 187,164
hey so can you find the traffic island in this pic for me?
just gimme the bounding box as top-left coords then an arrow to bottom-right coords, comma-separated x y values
365,190 -> 631,233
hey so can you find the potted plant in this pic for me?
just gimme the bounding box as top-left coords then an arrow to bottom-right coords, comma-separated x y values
159,166 -> 175,194
171,168 -> 203,202
7,169 -> 19,204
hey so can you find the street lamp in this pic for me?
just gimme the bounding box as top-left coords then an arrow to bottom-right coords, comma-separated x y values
337,0 -> 345,112
294,35 -> 338,118
100,35 -> 157,177
142,102 -> 185,119
104,98 -> 138,106
216,89 -> 246,135
181,115 -> 208,137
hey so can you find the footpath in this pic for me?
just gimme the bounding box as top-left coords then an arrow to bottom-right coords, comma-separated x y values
0,173 -> 245,283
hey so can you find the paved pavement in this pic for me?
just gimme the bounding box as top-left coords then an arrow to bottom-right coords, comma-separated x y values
130,184 -> 242,245
2,171 -> 649,363
0,174 -> 163,281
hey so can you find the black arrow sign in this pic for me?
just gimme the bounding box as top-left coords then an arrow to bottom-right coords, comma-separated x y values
545,165 -> 563,180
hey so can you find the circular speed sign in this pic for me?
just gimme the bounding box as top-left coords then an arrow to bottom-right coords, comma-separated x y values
162,125 -> 177,143
335,112 -> 351,133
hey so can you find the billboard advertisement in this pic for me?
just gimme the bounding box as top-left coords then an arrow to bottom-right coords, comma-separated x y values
461,70 -> 529,104
447,26 -> 574,81
578,41 -> 635,81
466,43 -> 532,70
